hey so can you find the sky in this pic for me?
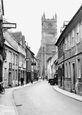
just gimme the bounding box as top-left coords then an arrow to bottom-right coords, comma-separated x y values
3,0 -> 82,56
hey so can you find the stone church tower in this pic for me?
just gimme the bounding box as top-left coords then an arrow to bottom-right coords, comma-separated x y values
37,13 -> 57,79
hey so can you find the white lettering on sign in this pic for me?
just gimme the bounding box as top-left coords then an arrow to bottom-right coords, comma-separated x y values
2,23 -> 16,28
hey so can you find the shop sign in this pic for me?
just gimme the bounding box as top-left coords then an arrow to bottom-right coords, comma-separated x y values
2,22 -> 16,29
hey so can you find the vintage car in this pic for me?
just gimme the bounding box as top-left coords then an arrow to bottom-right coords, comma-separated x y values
48,73 -> 58,85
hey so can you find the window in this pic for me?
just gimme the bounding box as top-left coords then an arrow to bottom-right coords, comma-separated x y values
68,62 -> 71,78
74,27 -> 77,44
15,70 -> 17,80
77,59 -> 81,78
65,37 -> 67,50
68,34 -> 70,49
16,55 -> 18,65
66,36 -> 69,49
81,20 -> 82,41
13,53 -> 15,64
65,63 -> 68,78
79,21 -> 81,41
71,29 -> 74,47
4,68 -> 7,79
76,23 -> 80,43
10,51 -> 12,61
13,69 -> 15,80
5,49 -> 7,62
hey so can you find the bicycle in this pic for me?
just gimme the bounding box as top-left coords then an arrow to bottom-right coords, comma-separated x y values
0,82 -> 5,94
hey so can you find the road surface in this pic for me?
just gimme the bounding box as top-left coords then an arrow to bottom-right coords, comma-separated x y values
13,80 -> 82,115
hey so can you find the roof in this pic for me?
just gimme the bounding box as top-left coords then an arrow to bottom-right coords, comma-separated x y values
55,5 -> 82,46
5,40 -> 18,53
26,46 -> 35,56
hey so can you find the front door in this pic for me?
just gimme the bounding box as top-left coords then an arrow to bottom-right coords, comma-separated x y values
8,72 -> 12,86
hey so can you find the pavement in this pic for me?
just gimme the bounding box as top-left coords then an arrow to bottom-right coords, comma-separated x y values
0,83 -> 32,115
53,85 -> 82,102
0,87 -> 18,115
0,81 -> 82,115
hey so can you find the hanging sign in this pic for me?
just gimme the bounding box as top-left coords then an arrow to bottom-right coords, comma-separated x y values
2,22 -> 16,29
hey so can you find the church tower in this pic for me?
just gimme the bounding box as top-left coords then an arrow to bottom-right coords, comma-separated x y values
40,13 -> 57,79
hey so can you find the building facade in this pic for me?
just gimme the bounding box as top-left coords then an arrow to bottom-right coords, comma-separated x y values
26,46 -> 37,83
3,31 -> 19,87
56,5 -> 82,96
47,49 -> 58,80
3,31 -> 26,87
11,32 -> 26,85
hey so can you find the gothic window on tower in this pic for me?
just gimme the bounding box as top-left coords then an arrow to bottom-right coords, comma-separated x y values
48,23 -> 52,28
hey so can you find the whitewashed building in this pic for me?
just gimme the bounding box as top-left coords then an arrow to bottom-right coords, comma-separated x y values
3,31 -> 19,87
11,32 -> 26,85
3,31 -> 26,87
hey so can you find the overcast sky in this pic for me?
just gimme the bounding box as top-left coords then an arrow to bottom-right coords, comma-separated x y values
3,0 -> 82,55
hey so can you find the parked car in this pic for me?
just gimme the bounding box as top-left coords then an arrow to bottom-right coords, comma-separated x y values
48,73 -> 58,85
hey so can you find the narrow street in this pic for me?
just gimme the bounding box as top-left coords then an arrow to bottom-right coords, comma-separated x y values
13,80 -> 82,115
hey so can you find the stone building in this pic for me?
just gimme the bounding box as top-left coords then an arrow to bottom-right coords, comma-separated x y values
37,13 -> 57,79
55,5 -> 82,96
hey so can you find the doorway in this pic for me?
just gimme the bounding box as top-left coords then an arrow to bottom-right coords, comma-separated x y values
8,72 -> 12,87
72,63 -> 76,90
